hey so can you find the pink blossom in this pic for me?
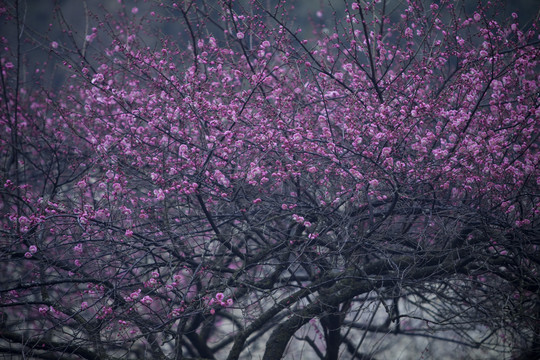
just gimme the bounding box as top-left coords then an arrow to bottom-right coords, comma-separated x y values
39,306 -> 48,315
216,293 -> 225,301
24,252 -> 32,258
292,214 -> 304,223
85,33 -> 96,43
74,243 -> 83,253
141,295 -> 153,305
236,32 -> 245,39
350,169 -> 363,180
81,301 -> 89,310
178,144 -> 188,157
214,170 -> 230,188
154,189 -> 165,201
131,7 -> 138,14
404,27 -> 413,38
29,245 -> 37,254
51,41 -> 58,49
351,3 -> 359,10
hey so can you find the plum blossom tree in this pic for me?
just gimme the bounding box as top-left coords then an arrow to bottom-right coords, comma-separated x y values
1,0 -> 539,359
